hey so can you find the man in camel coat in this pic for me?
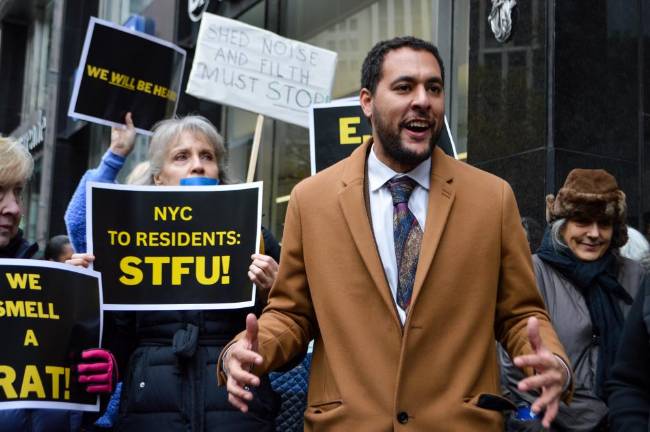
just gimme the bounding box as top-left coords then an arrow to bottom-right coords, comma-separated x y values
218,36 -> 572,431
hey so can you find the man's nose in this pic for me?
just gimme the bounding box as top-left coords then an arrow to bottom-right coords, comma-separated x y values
411,85 -> 431,109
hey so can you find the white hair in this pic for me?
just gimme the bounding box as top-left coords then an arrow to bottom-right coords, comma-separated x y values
125,161 -> 152,185
549,218 -> 568,251
620,226 -> 650,261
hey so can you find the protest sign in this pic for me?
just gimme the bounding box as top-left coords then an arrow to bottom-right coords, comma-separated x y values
186,13 -> 337,128
88,182 -> 262,310
68,17 -> 186,135
0,260 -> 101,411
309,99 -> 372,174
309,100 -> 459,174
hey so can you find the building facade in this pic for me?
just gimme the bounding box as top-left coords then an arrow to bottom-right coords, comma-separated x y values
469,0 -> 650,236
0,0 -> 647,246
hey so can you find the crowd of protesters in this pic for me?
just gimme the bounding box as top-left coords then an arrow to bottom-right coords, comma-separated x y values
0,35 -> 648,432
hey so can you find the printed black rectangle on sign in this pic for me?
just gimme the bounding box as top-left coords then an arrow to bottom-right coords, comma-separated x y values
0,260 -> 101,411
89,183 -> 261,310
68,17 -> 186,134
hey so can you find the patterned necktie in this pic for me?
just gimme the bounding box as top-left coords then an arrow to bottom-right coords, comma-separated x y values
386,176 -> 423,311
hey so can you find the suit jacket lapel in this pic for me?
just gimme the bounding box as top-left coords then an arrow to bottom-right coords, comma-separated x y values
338,141 -> 400,326
410,147 -> 456,307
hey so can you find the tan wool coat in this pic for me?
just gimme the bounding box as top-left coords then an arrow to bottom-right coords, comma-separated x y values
219,141 -> 569,431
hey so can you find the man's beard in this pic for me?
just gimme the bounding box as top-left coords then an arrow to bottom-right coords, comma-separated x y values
372,109 -> 439,167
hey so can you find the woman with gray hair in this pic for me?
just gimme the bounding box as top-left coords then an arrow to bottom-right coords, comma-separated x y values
64,114 -> 280,431
501,169 -> 646,431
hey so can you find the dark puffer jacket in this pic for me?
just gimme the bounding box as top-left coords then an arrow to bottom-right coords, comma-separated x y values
0,230 -> 83,432
107,309 -> 279,431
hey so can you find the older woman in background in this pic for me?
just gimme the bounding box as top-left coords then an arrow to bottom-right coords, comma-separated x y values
0,138 -> 36,259
0,138 -> 84,431
501,169 -> 646,431
65,114 -> 280,431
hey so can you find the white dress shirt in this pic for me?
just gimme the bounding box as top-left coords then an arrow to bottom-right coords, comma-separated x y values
367,145 -> 431,324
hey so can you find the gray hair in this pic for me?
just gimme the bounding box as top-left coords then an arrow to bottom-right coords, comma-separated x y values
125,161 -> 152,185
147,115 -> 229,184
0,137 -> 33,187
549,218 -> 569,251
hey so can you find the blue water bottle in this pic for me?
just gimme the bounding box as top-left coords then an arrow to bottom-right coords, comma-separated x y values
515,404 -> 539,421
179,177 -> 219,186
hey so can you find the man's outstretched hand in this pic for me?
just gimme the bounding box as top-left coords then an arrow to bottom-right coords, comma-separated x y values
223,313 -> 264,412
514,317 -> 569,428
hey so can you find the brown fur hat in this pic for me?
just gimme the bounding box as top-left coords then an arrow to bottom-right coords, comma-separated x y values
546,168 -> 628,247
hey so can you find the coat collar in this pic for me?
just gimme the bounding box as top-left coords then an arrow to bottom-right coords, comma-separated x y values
409,146 -> 456,315
338,140 -> 397,323
338,140 -> 457,325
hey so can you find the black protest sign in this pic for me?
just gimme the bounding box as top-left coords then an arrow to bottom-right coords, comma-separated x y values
309,100 -> 458,175
68,17 -> 186,135
88,183 -> 261,310
309,100 -> 372,175
0,260 -> 101,411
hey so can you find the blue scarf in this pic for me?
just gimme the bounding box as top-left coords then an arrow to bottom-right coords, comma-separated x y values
536,228 -> 633,398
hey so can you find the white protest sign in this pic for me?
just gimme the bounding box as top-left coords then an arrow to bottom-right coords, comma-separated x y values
186,13 -> 337,128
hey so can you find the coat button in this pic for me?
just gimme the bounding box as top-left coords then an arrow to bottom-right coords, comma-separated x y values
139,382 -> 146,388
397,411 -> 409,424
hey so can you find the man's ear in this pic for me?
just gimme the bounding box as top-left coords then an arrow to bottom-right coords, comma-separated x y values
359,88 -> 373,120
153,173 -> 162,185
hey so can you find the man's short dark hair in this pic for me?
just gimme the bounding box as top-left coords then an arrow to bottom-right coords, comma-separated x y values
44,234 -> 70,261
361,36 -> 445,94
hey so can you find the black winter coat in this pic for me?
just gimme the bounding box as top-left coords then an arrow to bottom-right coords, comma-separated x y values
607,276 -> 650,430
107,228 -> 281,431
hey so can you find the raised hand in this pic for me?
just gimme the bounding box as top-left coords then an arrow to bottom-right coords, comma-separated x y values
66,253 -> 95,268
514,317 -> 569,428
248,253 -> 279,292
224,313 -> 264,412
110,112 -> 136,157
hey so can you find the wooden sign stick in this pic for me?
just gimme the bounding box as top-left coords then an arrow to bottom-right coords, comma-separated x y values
246,114 -> 265,183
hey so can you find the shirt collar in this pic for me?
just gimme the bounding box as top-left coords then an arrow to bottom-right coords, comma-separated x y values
368,145 -> 431,192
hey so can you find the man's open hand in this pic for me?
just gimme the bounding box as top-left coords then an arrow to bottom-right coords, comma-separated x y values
224,313 -> 264,412
514,317 -> 569,428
